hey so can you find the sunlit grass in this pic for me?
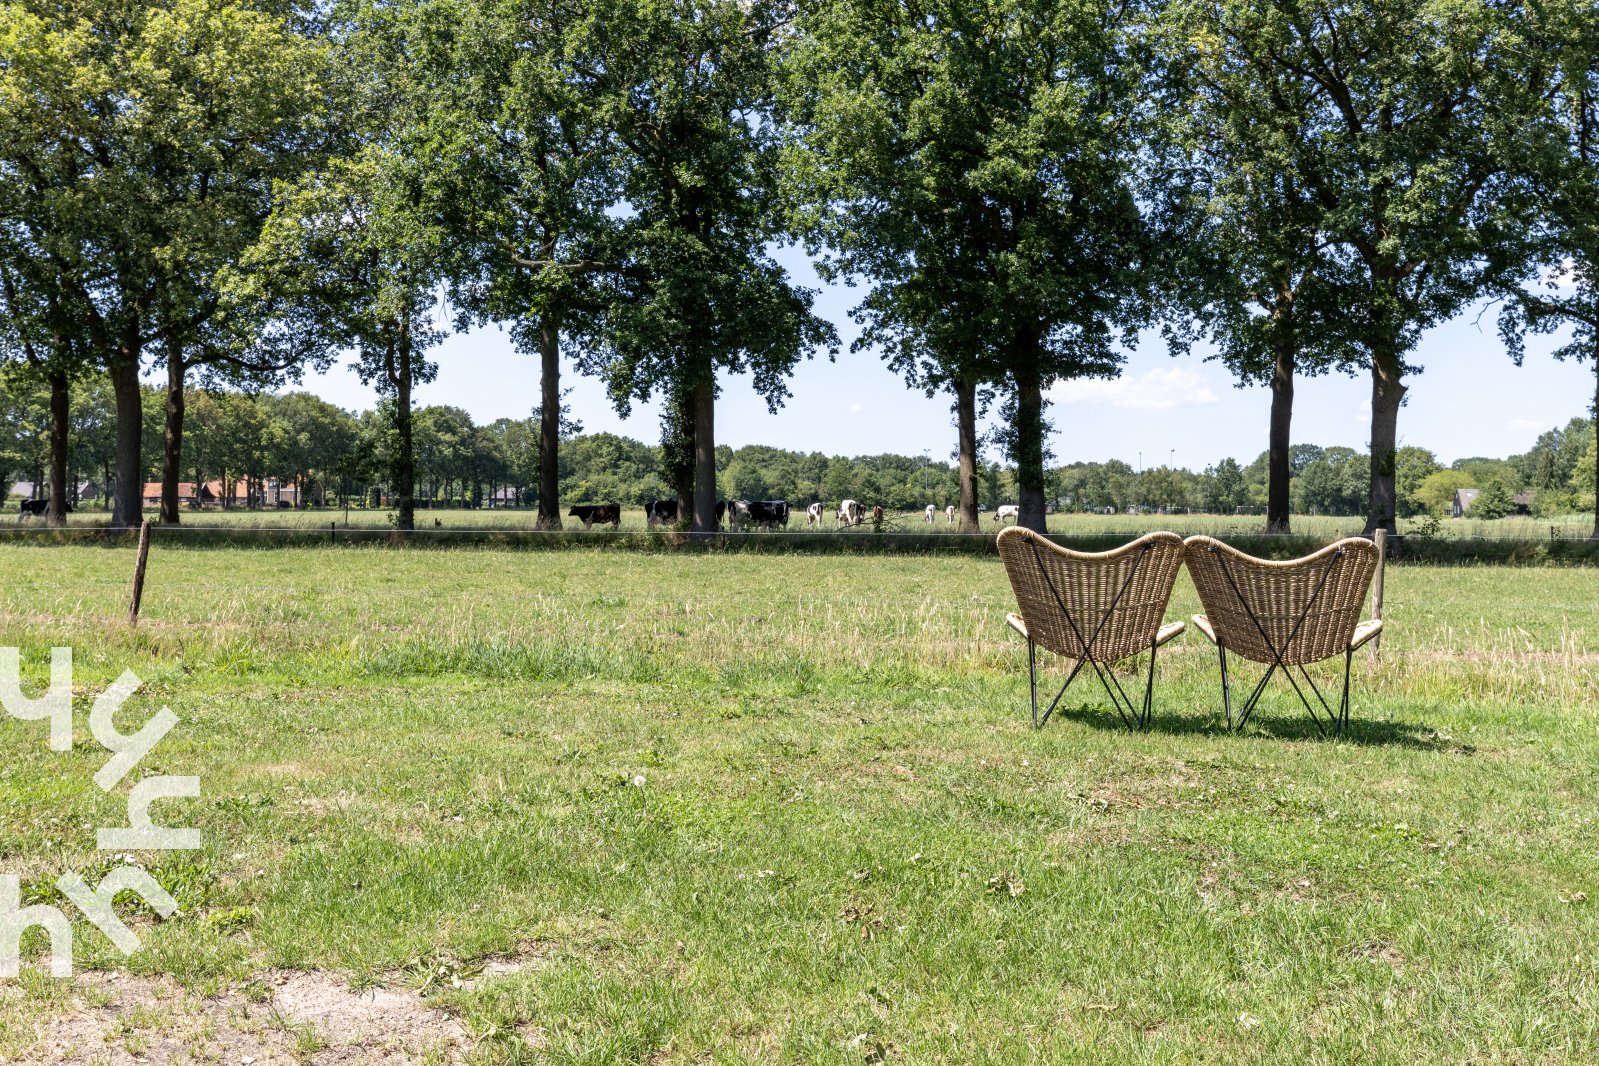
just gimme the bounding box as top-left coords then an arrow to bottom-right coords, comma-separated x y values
1,544 -> 1597,1062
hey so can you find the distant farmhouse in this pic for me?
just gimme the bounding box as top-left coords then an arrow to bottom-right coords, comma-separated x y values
1451,488 -> 1534,518
10,480 -> 98,503
139,479 -> 302,509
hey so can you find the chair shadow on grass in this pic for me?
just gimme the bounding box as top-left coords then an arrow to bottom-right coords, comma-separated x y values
1035,675 -> 1446,750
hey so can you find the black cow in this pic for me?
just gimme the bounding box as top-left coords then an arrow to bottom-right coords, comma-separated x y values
747,500 -> 790,528
18,499 -> 71,519
568,503 -> 622,529
639,499 -> 727,528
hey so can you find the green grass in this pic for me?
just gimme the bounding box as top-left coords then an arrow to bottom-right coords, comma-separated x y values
21,502 -> 1595,540
2,544 -> 1598,1062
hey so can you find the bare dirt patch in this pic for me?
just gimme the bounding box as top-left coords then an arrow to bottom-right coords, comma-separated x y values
16,969 -> 470,1064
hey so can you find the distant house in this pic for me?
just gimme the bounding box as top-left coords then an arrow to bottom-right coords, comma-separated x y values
11,480 -> 99,503
140,479 -> 259,507
1452,486 -> 1535,518
486,487 -> 523,508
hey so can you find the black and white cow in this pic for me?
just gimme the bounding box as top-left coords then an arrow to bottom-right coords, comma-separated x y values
568,503 -> 622,529
837,499 -> 861,526
748,500 -> 790,528
993,504 -> 1020,525
806,502 -> 824,527
644,499 -> 679,527
17,499 -> 71,521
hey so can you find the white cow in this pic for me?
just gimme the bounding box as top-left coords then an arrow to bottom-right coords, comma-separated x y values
726,499 -> 751,530
924,504 -> 936,523
993,504 -> 1020,525
806,502 -> 824,527
945,505 -> 956,524
837,499 -> 861,526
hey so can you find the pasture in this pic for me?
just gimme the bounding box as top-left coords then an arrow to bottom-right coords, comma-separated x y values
1,543 -> 1598,1063
17,502 -> 1596,542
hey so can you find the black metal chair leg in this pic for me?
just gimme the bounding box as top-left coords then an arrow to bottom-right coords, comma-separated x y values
1219,645 -> 1233,730
1339,648 -> 1353,736
1140,639 -> 1158,730
1028,638 -> 1039,729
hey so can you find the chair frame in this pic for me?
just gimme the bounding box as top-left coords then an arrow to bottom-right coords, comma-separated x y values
1186,536 -> 1381,737
999,529 -> 1185,730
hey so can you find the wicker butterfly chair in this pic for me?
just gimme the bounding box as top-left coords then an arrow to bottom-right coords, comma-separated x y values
1184,536 -> 1384,736
997,528 -> 1187,729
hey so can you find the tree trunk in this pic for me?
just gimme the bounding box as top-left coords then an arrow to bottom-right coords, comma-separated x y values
537,314 -> 562,530
690,372 -> 718,536
1591,352 -> 1598,540
1365,346 -> 1406,534
663,381 -> 695,522
159,352 -> 185,525
394,322 -> 416,532
46,370 -> 69,526
1013,367 -> 1048,534
109,356 -> 143,530
1267,311 -> 1295,535
955,379 -> 981,534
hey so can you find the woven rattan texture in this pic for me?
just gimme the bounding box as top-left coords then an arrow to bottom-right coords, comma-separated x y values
997,528 -> 1185,663
1184,535 -> 1378,666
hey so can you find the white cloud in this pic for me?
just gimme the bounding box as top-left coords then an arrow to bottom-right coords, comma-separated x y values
848,402 -> 863,414
1049,367 -> 1218,411
1505,418 -> 1547,432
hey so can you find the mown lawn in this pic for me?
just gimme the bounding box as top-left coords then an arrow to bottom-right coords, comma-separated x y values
1,544 -> 1597,1062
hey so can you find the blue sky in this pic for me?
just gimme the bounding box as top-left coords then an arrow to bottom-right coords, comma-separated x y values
291,245 -> 1594,470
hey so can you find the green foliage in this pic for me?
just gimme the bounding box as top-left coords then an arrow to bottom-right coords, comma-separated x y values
1203,458 -> 1250,514
1415,470 -> 1476,516
785,0 -> 1156,519
1471,478 -> 1517,520
1293,448 -> 1369,517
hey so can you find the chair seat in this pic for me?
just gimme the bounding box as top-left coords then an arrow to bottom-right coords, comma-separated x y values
1351,618 -> 1383,650
1009,613 -> 1184,654
1192,613 -> 1381,653
1155,620 -> 1186,647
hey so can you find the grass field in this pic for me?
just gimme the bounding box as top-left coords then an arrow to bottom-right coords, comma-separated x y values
2,543 -> 1598,1062
17,502 -> 1596,542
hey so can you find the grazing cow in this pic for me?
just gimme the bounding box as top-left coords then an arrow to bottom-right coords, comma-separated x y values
645,499 -> 680,527
924,504 -> 936,523
871,504 -> 884,525
806,502 -> 824,527
747,500 -> 790,528
945,504 -> 956,524
727,499 -> 752,530
993,504 -> 1020,525
17,499 -> 71,522
568,503 -> 622,529
837,499 -> 861,526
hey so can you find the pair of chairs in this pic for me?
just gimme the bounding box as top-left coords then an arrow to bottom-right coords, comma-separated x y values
997,528 -> 1384,737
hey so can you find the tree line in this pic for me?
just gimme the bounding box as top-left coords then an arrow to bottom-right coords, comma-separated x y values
4,371 -> 1590,521
2,0 -> 1596,536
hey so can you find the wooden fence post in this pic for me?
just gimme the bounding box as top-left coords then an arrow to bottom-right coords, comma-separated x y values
128,520 -> 151,626
1371,527 -> 1386,658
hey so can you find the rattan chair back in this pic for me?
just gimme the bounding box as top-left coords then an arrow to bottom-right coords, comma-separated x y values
998,528 -> 1186,663
1184,535 -> 1378,666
